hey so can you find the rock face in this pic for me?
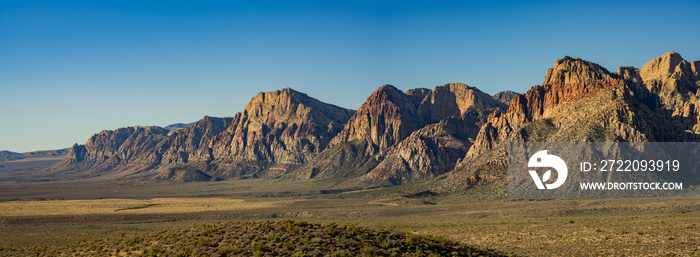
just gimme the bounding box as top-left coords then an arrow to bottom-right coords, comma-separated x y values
492,91 -> 519,105
465,56 -> 657,159
330,83 -> 505,153
210,88 -> 353,170
152,167 -> 214,183
329,85 -> 424,155
638,51 -> 700,134
363,117 -> 483,184
303,83 -> 506,184
52,88 -> 354,179
54,126 -> 176,174
164,122 -> 196,130
49,51 -> 700,188
436,52 -> 700,192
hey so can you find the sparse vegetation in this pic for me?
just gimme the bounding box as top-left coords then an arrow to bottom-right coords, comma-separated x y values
0,179 -> 699,256
0,220 -> 502,256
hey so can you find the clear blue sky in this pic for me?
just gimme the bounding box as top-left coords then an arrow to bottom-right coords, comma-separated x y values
1,0 -> 699,152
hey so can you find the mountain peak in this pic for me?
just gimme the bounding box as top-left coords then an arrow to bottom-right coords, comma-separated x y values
544,56 -> 613,85
378,84 -> 399,91
640,51 -> 687,83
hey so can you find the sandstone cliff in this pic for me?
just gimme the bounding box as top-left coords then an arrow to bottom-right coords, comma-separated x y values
51,88 -> 354,180
436,52 -> 699,192
207,88 -> 355,176
638,51 -> 700,134
49,51 -> 700,188
301,83 -> 506,184
492,91 -> 519,105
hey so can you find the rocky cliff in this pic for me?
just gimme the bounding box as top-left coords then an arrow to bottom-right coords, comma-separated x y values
492,91 -> 519,105
49,51 -> 700,188
301,83 -> 506,184
207,88 -> 355,176
638,51 -> 700,134
434,52 -> 699,191
51,88 -> 354,179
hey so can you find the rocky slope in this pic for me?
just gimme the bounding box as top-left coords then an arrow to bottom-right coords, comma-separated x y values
299,83 -> 506,184
0,151 -> 26,162
205,88 -> 355,177
0,149 -> 69,162
434,52 -> 700,191
163,122 -> 195,130
638,51 -> 700,134
492,91 -> 519,105
51,88 -> 354,180
48,51 -> 700,188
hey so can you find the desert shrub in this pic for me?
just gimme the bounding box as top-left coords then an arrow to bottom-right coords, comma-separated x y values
12,220 -> 503,257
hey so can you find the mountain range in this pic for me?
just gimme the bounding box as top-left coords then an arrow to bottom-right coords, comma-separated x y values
47,51 -> 700,186
0,149 -> 69,162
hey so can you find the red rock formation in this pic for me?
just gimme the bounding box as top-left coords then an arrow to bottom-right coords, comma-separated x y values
52,88 -> 354,178
210,88 -> 354,169
318,83 -> 505,184
330,83 -> 505,154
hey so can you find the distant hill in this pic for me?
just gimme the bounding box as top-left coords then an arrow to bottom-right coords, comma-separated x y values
163,122 -> 196,130
0,148 -> 69,177
492,90 -> 519,105
0,151 -> 25,162
0,148 -> 69,162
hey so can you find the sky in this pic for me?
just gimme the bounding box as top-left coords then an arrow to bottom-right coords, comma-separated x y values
1,0 -> 699,152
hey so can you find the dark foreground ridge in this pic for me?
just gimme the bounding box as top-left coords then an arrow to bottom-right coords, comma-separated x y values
4,220 -> 504,256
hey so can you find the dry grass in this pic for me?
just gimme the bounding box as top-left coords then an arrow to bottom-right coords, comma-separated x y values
7,220 -> 503,256
1,178 -> 699,256
0,198 -> 290,216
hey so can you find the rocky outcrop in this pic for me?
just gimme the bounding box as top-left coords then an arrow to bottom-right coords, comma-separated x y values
441,52 -> 700,192
640,51 -> 688,90
464,56 -> 633,159
364,116 -> 484,185
518,56 -> 629,119
492,91 -> 519,105
465,56 -> 653,158
52,88 -> 354,179
159,116 -> 234,165
53,126 -> 173,174
49,51 -> 700,188
207,88 -> 354,174
152,167 -> 215,183
638,51 -> 700,134
330,83 -> 505,154
617,66 -> 643,85
543,56 -> 615,85
309,83 -> 506,184
164,122 -> 196,130
329,85 -> 424,154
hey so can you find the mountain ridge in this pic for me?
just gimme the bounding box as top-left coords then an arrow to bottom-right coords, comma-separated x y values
47,51 -> 700,189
